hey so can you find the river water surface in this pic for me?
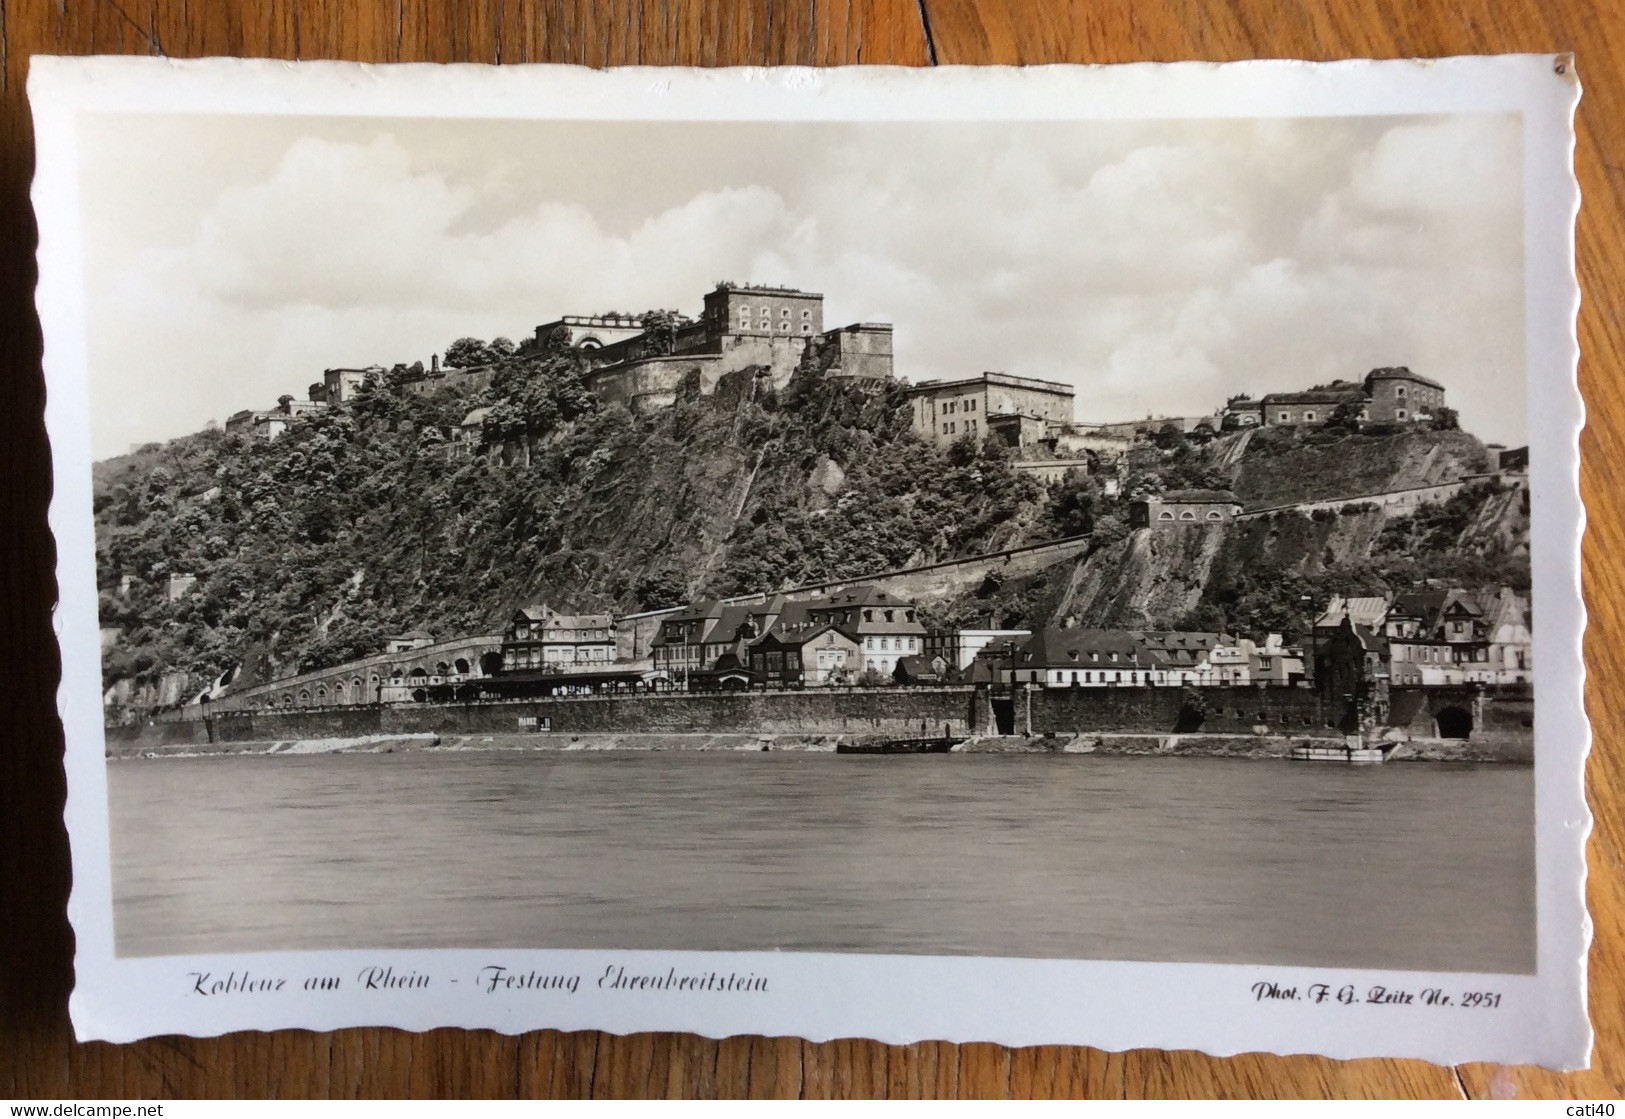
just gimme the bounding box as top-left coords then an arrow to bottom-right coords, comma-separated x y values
108,752 -> 1535,971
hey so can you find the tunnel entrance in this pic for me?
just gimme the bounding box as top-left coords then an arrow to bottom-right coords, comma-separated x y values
1435,705 -> 1474,739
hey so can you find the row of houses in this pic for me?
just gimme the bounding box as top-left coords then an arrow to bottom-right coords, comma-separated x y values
1314,587 -> 1532,688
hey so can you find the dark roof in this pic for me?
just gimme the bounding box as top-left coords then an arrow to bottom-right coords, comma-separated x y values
1149,489 -> 1239,505
893,655 -> 941,680
1016,627 -> 1145,669
1259,390 -> 1365,405
1365,366 -> 1445,391
390,630 -> 433,640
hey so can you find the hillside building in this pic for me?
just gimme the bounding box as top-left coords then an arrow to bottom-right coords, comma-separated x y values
906,371 -> 1076,449
1241,368 -> 1448,429
529,284 -> 893,414
1130,489 -> 1243,527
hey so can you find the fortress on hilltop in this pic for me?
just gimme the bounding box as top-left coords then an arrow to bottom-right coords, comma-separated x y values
532,282 -> 896,413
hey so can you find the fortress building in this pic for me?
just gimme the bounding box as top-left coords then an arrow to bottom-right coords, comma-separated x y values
532,283 -> 894,413
1228,368 -> 1448,428
905,371 -> 1076,449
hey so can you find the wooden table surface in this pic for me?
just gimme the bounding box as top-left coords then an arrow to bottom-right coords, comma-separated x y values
1,0 -> 1621,1100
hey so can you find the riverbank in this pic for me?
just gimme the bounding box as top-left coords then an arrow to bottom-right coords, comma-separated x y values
104,729 -> 1531,763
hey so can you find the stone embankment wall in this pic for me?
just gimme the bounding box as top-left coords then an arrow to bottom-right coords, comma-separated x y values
108,683 -> 1535,754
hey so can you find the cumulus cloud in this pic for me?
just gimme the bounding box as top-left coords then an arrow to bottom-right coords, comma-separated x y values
82,112 -> 1525,457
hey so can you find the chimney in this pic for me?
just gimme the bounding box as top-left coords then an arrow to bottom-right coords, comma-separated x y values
431,353 -> 440,373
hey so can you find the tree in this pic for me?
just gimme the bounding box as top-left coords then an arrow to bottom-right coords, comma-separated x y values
1429,406 -> 1461,431
1044,472 -> 1098,537
444,337 -> 493,368
1325,401 -> 1363,431
639,310 -> 683,357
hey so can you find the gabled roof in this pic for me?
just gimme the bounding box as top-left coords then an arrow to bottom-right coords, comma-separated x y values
751,620 -> 856,651
1316,595 -> 1390,630
511,605 -> 611,629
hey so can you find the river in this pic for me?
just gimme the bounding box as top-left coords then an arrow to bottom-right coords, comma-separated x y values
106,751 -> 1535,972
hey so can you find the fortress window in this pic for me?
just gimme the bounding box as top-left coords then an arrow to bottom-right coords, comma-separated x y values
1207,510 -> 1223,521
1397,408 -> 1409,420
781,307 -> 790,316
1304,411 -> 1316,422
1180,511 -> 1196,520
802,309 -> 811,317
780,323 -> 790,332
802,324 -> 812,333
1158,511 -> 1174,521
1279,411 -> 1291,422
1396,385 -> 1408,397
759,320 -> 770,330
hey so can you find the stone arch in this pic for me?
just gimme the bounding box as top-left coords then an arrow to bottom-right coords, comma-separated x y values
577,336 -> 603,350
1179,510 -> 1197,521
1158,510 -> 1175,521
391,668 -> 404,683
480,651 -> 504,676
409,667 -> 429,683
435,661 -> 451,678
353,677 -> 365,700
454,658 -> 470,675
412,688 -> 428,703
1435,705 -> 1473,739
315,684 -> 328,705
298,688 -> 311,706
1206,510 -> 1223,520
334,680 -> 347,703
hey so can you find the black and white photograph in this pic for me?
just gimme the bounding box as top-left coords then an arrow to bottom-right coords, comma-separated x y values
33,57 -> 1588,1063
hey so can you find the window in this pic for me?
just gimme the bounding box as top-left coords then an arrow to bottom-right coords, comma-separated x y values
864,610 -> 874,622
1085,671 -> 1092,682
1396,385 -> 1408,397
1279,411 -> 1291,422
1158,510 -> 1174,521
1304,411 -> 1316,422
787,651 -> 801,669
802,324 -> 812,333
779,322 -> 790,332
781,307 -> 790,317
759,320 -> 770,330
1207,510 -> 1223,520
760,306 -> 771,315
802,309 -> 811,318
1180,510 -> 1197,520
1397,408 -> 1408,420
884,610 -> 894,622
968,399 -> 976,411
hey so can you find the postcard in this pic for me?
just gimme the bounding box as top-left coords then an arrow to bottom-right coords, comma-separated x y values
31,54 -> 1588,1067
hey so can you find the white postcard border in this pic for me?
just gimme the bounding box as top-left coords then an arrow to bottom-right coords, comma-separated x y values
31,54 -> 1590,1068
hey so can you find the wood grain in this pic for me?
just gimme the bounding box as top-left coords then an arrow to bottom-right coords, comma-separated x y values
0,0 -> 1619,1099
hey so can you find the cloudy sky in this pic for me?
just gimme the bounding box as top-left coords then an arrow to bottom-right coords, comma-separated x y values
79,110 -> 1525,458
